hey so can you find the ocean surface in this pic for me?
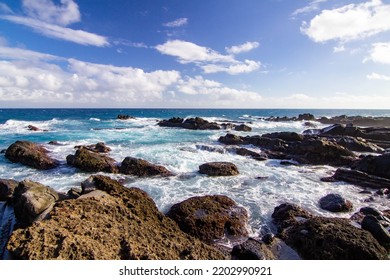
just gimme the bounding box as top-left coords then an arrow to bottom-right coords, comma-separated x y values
1,108 -> 390,245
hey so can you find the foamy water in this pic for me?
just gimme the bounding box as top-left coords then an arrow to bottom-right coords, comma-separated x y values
1,109 -> 389,244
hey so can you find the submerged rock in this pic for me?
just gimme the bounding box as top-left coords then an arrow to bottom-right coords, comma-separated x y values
7,176 -> 225,260
199,162 -> 239,176
66,147 -> 119,173
5,141 -> 59,170
120,157 -> 174,177
319,193 -> 353,213
166,195 -> 248,243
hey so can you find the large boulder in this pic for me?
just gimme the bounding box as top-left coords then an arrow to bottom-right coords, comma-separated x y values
319,193 -> 353,213
234,124 -> 252,132
330,168 -> 390,189
7,176 -> 225,260
0,179 -> 19,201
199,162 -> 239,176
231,238 -> 276,260
120,157 -> 174,177
5,141 -> 59,170
262,132 -> 304,142
13,180 -> 59,226
158,117 -> 220,130
166,195 -> 248,243
75,142 -> 112,153
271,203 -> 313,231
354,154 -> 390,180
66,147 -> 119,173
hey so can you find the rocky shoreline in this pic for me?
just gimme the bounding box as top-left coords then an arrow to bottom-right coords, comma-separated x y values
1,114 -> 390,260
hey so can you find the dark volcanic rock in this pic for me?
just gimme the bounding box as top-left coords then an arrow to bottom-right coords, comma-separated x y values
120,157 -> 174,177
262,132 -> 304,142
319,194 -> 353,213
354,153 -> 390,180
199,162 -> 239,176
361,215 -> 390,250
7,176 -> 225,260
66,147 -> 119,173
218,134 -> 245,145
234,124 -> 252,132
158,117 -> 221,130
5,141 -> 59,170
232,238 -> 275,260
280,216 -> 388,259
271,203 -> 313,231
0,179 -> 19,201
166,195 -> 248,243
331,168 -> 390,189
234,148 -> 268,161
117,114 -> 135,120
13,180 -> 59,226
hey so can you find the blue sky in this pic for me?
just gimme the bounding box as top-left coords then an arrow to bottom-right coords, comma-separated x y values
0,0 -> 389,108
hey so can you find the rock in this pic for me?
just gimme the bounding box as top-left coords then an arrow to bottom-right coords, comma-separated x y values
66,147 -> 119,173
218,134 -> 244,145
0,179 -> 19,201
361,215 -> 390,250
48,141 -> 62,146
199,162 -> 239,176
158,117 -> 220,130
234,124 -> 252,132
27,125 -> 40,131
271,203 -> 313,231
280,216 -> 388,259
166,195 -> 248,243
234,148 -> 268,161
120,157 -> 174,177
354,154 -> 390,180
13,180 -> 59,226
319,193 -> 353,213
231,238 -> 275,260
66,188 -> 82,199
332,168 -> 390,189
337,137 -> 384,153
75,142 -> 112,153
298,113 -> 316,121
262,233 -> 275,245
262,132 -> 304,142
117,114 -> 135,120
5,141 -> 59,170
7,176 -> 225,260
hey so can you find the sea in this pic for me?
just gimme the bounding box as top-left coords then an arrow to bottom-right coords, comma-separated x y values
1,108 -> 390,247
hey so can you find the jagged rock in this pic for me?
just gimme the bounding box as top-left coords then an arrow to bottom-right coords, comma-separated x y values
117,115 -> 135,120
234,148 -> 268,161
361,215 -> 390,250
279,216 -> 388,259
7,176 -> 225,260
158,117 -> 220,130
319,193 -> 353,213
74,142 -> 112,153
120,157 -> 174,177
199,162 -> 239,176
234,124 -> 252,132
166,195 -> 248,243
5,141 -> 59,170
271,203 -> 313,231
231,238 -> 275,260
354,153 -> 390,180
13,180 -> 59,226
66,147 -> 118,173
0,179 -> 19,201
331,168 -> 390,189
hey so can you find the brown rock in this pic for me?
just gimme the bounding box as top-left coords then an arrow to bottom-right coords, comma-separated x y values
66,147 -> 118,173
166,195 -> 248,243
0,179 -> 19,201
120,157 -> 174,177
5,141 -> 59,170
199,162 -> 239,176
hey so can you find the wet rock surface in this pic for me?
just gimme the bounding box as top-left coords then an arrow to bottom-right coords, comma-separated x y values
158,117 -> 221,130
319,193 -> 353,213
120,157 -> 174,177
66,147 -> 119,173
5,141 -> 59,170
0,179 -> 19,202
166,195 -> 248,243
6,176 -> 225,260
199,162 -> 239,176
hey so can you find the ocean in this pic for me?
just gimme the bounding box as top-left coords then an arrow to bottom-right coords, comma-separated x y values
1,108 -> 390,246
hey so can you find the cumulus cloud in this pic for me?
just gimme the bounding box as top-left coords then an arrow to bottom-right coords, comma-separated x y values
226,41 -> 259,54
367,72 -> 390,81
22,0 -> 81,26
156,40 -> 261,75
366,42 -> 390,64
163,17 -> 188,27
301,0 -> 390,42
291,0 -> 327,18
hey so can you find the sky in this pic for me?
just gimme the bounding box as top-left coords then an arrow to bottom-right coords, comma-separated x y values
0,0 -> 389,108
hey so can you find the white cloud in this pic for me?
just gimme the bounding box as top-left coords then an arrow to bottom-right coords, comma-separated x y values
226,41 -> 259,54
156,40 -> 261,75
163,17 -> 188,27
367,72 -> 390,81
301,0 -> 390,42
291,0 -> 327,18
366,42 -> 390,64
0,45 -> 60,61
22,0 -> 80,26
0,2 -> 13,14
1,15 -> 109,47
333,45 -> 345,53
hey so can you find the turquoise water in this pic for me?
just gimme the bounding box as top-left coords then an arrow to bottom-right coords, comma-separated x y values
1,108 -> 389,245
